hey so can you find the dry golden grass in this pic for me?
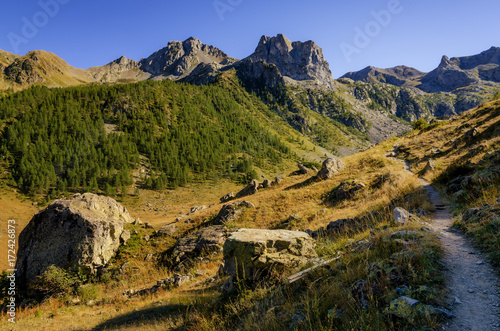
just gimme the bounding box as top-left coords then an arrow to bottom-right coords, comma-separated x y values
0,187 -> 40,271
1,134 -> 442,330
397,99 -> 500,182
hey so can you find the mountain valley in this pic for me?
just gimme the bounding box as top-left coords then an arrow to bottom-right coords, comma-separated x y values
0,34 -> 499,330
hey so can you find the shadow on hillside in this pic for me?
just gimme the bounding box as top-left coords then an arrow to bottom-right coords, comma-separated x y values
284,176 -> 319,191
92,303 -> 187,330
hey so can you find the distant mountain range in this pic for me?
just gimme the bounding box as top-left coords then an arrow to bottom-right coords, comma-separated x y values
342,46 -> 500,93
0,35 -> 498,148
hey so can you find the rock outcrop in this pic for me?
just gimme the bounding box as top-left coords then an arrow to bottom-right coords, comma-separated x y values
16,193 -> 133,284
297,162 -> 312,174
394,207 -> 410,225
317,157 -> 346,180
171,225 -> 229,268
88,56 -> 149,83
213,201 -> 255,225
419,47 -> 500,93
235,179 -> 259,198
222,229 -> 317,289
139,37 -> 236,80
220,192 -> 235,203
326,180 -> 366,205
248,34 -> 335,89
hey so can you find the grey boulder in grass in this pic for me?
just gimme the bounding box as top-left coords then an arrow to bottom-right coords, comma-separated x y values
16,193 -> 133,284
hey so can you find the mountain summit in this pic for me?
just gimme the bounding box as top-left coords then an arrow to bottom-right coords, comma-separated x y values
139,37 -> 237,80
248,34 -> 335,89
418,46 -> 500,92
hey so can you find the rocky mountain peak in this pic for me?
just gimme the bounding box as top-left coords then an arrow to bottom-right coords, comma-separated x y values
249,34 -> 335,89
139,37 -> 235,78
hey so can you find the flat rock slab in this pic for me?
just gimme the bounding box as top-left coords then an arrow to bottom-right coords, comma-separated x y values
223,229 -> 317,282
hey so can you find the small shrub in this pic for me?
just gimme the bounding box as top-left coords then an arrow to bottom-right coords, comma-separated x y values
411,118 -> 429,131
77,284 -> 100,302
31,265 -> 80,296
493,90 -> 500,101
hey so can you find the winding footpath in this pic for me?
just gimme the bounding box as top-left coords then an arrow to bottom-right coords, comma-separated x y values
402,159 -> 500,330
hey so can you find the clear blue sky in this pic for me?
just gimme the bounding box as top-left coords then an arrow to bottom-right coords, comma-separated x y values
0,0 -> 498,77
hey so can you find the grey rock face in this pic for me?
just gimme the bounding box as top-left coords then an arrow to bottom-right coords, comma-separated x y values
248,34 -> 335,89
88,56 -> 148,83
317,157 -> 346,180
16,193 -> 133,285
222,229 -> 317,286
213,201 -> 255,225
341,65 -> 425,87
139,37 -> 236,79
419,47 -> 500,93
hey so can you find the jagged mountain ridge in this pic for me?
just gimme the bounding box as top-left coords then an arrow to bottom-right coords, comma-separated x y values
341,65 -> 425,87
0,35 -> 337,90
248,34 -> 335,89
418,46 -> 500,93
342,47 -> 500,94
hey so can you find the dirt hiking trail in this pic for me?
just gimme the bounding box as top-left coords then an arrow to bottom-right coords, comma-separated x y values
405,158 -> 500,330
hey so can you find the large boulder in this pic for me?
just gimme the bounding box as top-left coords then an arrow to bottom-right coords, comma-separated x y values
222,229 -> 317,287
16,193 -> 133,285
171,225 -> 229,267
213,201 -> 255,225
235,179 -> 259,199
317,157 -> 346,180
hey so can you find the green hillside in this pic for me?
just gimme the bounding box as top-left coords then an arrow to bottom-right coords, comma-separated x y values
0,75 -> 321,196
